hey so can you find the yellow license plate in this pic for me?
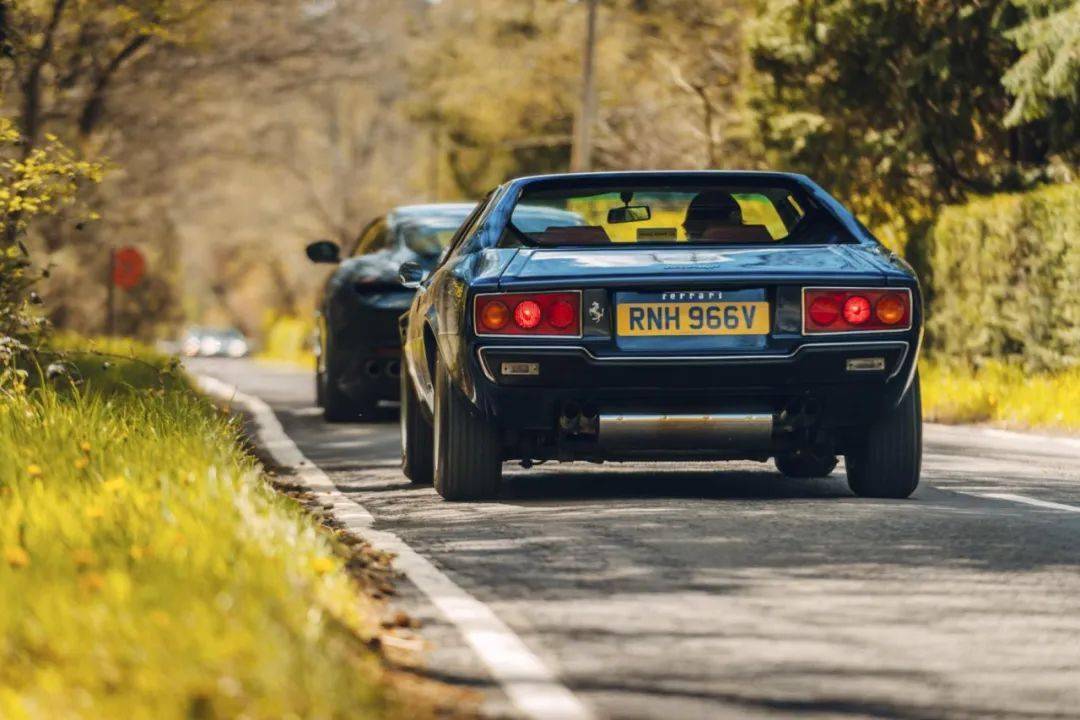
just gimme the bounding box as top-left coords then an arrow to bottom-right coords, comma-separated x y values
616,301 -> 770,337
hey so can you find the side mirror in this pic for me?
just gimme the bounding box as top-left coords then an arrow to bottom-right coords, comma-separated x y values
607,205 -> 652,224
306,240 -> 340,264
398,261 -> 426,289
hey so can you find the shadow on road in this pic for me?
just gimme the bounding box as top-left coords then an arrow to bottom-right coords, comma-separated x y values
499,466 -> 851,502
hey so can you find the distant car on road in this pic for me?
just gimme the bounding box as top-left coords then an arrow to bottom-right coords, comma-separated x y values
399,171 -> 923,501
181,327 -> 250,358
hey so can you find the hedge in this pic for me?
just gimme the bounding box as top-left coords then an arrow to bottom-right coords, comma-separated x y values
924,182 -> 1079,372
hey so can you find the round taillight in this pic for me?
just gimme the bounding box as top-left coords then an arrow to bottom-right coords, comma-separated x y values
842,295 -> 871,325
875,294 -> 906,325
513,300 -> 542,329
480,301 -> 509,330
808,296 -> 840,326
548,300 -> 575,329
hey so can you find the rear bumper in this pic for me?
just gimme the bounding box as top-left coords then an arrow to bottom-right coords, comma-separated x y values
471,340 -> 914,434
328,304 -> 407,402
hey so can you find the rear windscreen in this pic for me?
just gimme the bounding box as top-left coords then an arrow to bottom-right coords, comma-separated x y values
501,182 -> 844,247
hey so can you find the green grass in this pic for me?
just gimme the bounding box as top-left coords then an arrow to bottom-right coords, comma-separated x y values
0,341 -> 458,719
921,360 -> 1080,432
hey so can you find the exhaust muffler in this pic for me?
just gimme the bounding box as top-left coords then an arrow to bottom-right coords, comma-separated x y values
597,412 -> 773,450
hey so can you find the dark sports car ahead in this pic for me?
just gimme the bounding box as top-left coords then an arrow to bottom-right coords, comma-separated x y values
399,171 -> 923,501
306,204 -> 475,420
307,203 -> 584,421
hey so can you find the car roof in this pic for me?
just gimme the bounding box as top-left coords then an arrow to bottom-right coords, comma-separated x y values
505,170 -> 815,194
389,203 -> 476,220
510,170 -> 809,183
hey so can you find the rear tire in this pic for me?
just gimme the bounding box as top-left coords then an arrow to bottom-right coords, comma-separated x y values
845,373 -> 922,498
775,451 -> 837,478
322,339 -> 377,422
322,365 -> 359,422
401,366 -> 434,485
433,357 -> 501,501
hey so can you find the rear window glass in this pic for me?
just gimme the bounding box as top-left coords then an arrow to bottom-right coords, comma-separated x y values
501,182 -> 839,247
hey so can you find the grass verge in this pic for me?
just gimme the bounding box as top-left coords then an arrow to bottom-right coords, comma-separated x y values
921,360 -> 1080,432
0,339 -> 468,719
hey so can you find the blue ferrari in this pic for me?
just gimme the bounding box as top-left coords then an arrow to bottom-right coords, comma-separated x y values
398,172 -> 923,501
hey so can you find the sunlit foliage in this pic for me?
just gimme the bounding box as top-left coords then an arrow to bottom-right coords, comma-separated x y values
0,341 -> 458,718
0,114 -> 102,363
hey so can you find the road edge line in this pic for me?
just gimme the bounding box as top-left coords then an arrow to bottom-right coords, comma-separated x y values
195,374 -> 595,720
966,492 -> 1080,513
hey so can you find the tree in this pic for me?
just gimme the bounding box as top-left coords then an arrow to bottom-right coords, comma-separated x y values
406,0 -> 760,197
1002,0 -> 1080,128
748,0 -> 1078,253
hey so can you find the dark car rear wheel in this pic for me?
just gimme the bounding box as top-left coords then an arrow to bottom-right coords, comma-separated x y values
845,373 -> 922,499
433,357 -> 501,501
401,366 -> 433,485
321,363 -> 364,422
774,450 -> 838,478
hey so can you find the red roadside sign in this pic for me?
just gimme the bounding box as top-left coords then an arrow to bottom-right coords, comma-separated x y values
111,246 -> 146,290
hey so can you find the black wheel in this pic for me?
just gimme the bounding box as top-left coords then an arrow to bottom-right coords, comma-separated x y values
321,364 -> 359,422
845,373 -> 923,498
401,366 -> 433,485
321,336 -> 376,422
433,357 -> 501,501
774,450 -> 838,478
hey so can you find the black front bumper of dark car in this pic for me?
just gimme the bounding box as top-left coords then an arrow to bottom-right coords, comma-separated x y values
470,340 -> 915,437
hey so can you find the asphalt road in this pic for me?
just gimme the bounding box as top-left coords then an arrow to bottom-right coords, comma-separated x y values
191,357 -> 1080,720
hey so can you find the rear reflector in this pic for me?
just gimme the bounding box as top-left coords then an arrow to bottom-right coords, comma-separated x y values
804,288 -> 911,333
475,292 -> 581,336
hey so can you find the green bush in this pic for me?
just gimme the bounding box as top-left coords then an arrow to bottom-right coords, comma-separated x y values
925,182 -> 1079,371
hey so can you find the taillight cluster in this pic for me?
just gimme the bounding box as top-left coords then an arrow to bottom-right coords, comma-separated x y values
803,288 -> 911,333
475,292 -> 581,336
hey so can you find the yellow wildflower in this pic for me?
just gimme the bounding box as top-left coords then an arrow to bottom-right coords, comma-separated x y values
4,546 -> 29,568
80,441 -> 92,452
129,545 -> 145,561
79,572 -> 105,593
74,457 -> 89,470
26,464 -> 43,477
310,556 -> 336,575
103,476 -> 125,493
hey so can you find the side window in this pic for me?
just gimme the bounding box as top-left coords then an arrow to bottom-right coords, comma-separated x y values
353,219 -> 390,256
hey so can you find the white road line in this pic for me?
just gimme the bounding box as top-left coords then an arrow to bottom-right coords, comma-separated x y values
966,492 -> 1080,513
196,375 -> 594,720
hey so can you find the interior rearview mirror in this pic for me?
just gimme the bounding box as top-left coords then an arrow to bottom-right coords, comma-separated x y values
398,261 -> 426,289
305,240 -> 340,264
607,205 -> 652,224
